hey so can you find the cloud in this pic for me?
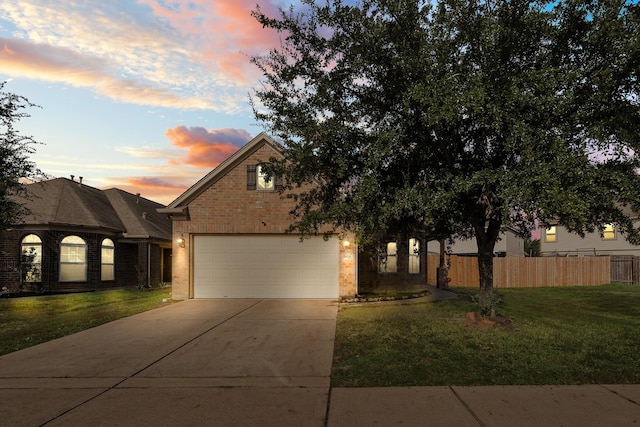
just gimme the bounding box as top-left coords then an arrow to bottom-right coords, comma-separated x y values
0,0 -> 288,112
0,38 -> 212,109
166,126 -> 250,168
100,176 -> 193,205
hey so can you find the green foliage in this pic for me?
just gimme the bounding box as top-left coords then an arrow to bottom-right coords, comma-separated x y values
251,0 -> 640,290
0,81 -> 45,231
524,237 -> 540,257
332,285 -> 640,386
471,288 -> 502,318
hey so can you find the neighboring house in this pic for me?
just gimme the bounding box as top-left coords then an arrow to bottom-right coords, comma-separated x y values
426,229 -> 525,257
0,177 -> 172,293
158,132 -> 358,300
539,221 -> 640,256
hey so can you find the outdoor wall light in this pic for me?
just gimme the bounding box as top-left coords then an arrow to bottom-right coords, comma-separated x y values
177,234 -> 185,248
341,240 -> 351,249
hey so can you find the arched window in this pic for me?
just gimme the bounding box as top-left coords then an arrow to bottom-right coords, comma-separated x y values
409,238 -> 420,274
101,238 -> 115,281
60,236 -> 87,282
21,234 -> 42,282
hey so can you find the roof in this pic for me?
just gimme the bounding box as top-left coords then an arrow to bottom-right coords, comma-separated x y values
160,132 -> 283,212
13,177 -> 171,242
104,188 -> 172,240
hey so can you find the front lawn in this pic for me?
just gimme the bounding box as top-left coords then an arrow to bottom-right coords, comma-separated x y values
0,288 -> 174,356
332,284 -> 640,386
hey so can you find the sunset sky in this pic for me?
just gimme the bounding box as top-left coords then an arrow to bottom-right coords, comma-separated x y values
0,0 -> 287,204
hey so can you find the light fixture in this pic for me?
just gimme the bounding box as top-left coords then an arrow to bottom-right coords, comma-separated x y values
177,234 -> 185,248
341,239 -> 351,249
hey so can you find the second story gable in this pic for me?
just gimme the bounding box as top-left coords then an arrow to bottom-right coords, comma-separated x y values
159,132 -> 298,234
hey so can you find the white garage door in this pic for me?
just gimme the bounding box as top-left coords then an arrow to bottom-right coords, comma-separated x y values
193,235 -> 339,298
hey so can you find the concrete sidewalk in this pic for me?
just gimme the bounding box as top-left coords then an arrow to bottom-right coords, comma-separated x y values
0,297 -> 639,426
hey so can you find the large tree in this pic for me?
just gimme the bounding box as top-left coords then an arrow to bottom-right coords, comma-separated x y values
0,82 -> 44,231
251,0 -> 640,307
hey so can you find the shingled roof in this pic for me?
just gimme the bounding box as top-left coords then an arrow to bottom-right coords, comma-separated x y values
14,178 -> 171,242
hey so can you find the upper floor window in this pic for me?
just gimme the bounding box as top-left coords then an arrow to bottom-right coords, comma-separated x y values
60,235 -> 87,282
602,224 -> 616,240
247,164 -> 282,191
409,238 -> 420,274
101,238 -> 115,281
545,226 -> 557,243
257,165 -> 274,190
21,234 -> 42,282
378,241 -> 397,273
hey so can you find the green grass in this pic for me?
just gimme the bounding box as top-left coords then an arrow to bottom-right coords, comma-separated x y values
332,284 -> 640,387
0,288 -> 174,356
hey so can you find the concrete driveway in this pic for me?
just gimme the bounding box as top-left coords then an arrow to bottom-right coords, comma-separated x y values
0,299 -> 338,426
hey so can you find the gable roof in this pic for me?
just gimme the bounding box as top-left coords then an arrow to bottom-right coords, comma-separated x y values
13,178 -> 170,241
160,132 -> 283,213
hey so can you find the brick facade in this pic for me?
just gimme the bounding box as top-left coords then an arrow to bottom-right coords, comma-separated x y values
168,136 -> 358,299
0,229 -> 167,293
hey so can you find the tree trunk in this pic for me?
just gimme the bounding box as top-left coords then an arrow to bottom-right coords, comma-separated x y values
474,217 -> 501,317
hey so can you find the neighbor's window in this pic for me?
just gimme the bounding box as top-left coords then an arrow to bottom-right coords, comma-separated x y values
257,165 -> 274,190
545,226 -> 557,243
409,238 -> 420,274
60,235 -> 87,282
101,238 -> 115,281
602,224 -> 616,240
21,234 -> 42,282
378,241 -> 397,273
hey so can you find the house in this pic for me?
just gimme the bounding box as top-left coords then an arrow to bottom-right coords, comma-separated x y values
0,177 -> 172,294
426,229 -> 525,257
158,132 -> 361,300
539,221 -> 640,256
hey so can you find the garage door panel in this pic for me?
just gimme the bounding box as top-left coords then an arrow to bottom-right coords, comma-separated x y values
193,235 -> 339,299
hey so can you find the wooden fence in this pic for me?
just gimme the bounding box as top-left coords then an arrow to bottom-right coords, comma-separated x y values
427,254 -> 611,288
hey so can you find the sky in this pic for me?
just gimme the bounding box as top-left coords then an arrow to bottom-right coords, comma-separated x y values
0,0 -> 290,205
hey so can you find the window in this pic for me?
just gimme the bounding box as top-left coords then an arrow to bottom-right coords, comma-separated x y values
378,242 -> 397,273
60,235 -> 87,282
257,165 -> 274,190
545,226 -> 557,243
101,238 -> 115,281
247,164 -> 282,191
602,224 -> 616,240
21,234 -> 42,282
409,238 -> 420,274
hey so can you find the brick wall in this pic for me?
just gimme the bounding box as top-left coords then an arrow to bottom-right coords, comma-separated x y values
0,229 -> 162,293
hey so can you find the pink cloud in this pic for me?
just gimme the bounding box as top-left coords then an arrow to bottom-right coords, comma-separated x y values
138,0 -> 283,84
166,126 -> 250,168
101,176 -> 191,205
0,37 -> 211,109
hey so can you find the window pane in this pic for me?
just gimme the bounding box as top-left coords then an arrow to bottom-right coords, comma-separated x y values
602,224 -> 615,240
378,242 -> 398,273
21,234 -> 42,282
545,227 -> 557,243
257,165 -> 274,190
409,238 -> 420,274
101,238 -> 115,281
60,264 -> 86,281
60,235 -> 87,282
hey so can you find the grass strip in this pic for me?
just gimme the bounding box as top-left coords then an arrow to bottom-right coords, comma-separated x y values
0,288 -> 173,356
